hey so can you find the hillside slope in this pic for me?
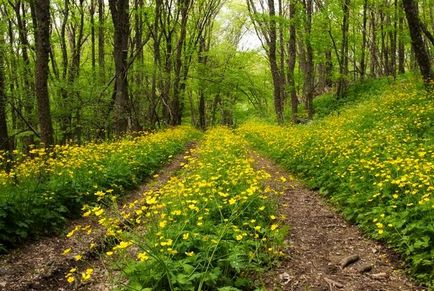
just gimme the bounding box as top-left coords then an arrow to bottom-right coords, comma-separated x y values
239,78 -> 434,286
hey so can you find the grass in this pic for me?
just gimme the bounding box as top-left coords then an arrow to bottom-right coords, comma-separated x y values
239,77 -> 434,286
0,126 -> 201,251
66,127 -> 287,290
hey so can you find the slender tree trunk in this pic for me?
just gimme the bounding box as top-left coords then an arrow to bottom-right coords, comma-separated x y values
390,0 -> 398,78
336,0 -> 350,98
360,0 -> 368,80
34,0 -> 54,146
163,33 -> 173,124
402,0 -> 432,86
268,0 -> 283,124
198,36 -> 207,130
303,0 -> 314,118
278,0 -> 286,103
0,33 -> 10,153
91,0 -> 96,71
398,3 -> 405,74
288,0 -> 298,123
109,0 -> 130,134
380,7 -> 389,75
14,2 -> 35,134
370,8 -> 378,77
172,0 -> 191,125
150,0 -> 162,128
98,0 -> 105,80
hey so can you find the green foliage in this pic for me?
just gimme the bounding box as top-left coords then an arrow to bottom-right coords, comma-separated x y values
0,127 -> 200,251
239,77 -> 434,286
84,128 -> 286,289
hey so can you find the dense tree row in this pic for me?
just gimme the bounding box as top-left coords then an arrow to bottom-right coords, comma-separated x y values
247,0 -> 433,123
0,0 -> 432,152
0,0 -> 269,151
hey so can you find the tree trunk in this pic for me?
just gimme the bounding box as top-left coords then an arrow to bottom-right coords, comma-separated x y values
402,0 -> 432,86
380,7 -> 389,75
14,1 -> 36,140
303,0 -> 314,118
278,0 -> 286,104
98,0 -> 105,80
34,0 -> 54,146
198,36 -> 207,130
370,8 -> 378,77
336,0 -> 350,99
288,0 -> 298,123
268,0 -> 284,124
0,33 -> 10,153
109,0 -> 130,134
91,0 -> 96,71
149,0 -> 162,128
360,0 -> 368,80
398,3 -> 405,74
390,0 -> 398,78
172,0 -> 191,125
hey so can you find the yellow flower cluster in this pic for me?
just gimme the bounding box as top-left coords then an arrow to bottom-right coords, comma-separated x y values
0,126 -> 200,248
239,79 -> 433,284
67,127 -> 286,288
0,126 -> 196,186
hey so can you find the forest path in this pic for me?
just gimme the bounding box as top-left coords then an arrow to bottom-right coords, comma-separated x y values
252,152 -> 425,291
0,144 -> 426,291
0,143 -> 197,291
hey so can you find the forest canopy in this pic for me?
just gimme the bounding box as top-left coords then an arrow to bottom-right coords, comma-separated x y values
0,0 -> 432,150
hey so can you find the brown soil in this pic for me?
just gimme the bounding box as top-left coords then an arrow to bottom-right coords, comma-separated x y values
0,144 -> 196,291
252,152 -> 426,291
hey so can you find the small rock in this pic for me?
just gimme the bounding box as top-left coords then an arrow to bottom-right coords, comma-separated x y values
279,272 -> 292,285
340,254 -> 360,269
0,282 -> 7,288
324,277 -> 344,288
323,263 -> 339,275
371,272 -> 388,279
371,248 -> 378,254
358,263 -> 373,273
325,213 -> 334,218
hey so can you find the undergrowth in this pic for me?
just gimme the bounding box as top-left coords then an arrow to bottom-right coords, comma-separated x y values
66,127 -> 287,290
239,78 -> 434,286
0,127 -> 200,251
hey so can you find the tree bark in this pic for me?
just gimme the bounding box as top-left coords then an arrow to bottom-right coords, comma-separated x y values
268,0 -> 284,124
360,0 -> 368,80
402,0 -> 432,86
336,0 -> 350,98
198,36 -> 207,130
91,0 -> 96,71
98,0 -> 105,80
109,0 -> 130,134
288,0 -> 298,123
303,0 -> 314,118
0,33 -> 10,153
34,0 -> 54,146
398,3 -> 405,74
149,0 -> 162,128
370,7 -> 378,77
172,0 -> 191,125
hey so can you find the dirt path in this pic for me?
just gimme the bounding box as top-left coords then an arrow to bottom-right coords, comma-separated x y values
0,144 -> 196,291
252,153 -> 425,291
0,147 -> 426,291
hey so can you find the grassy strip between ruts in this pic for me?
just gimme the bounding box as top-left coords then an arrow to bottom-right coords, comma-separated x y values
66,127 -> 287,290
0,126 -> 201,251
238,79 -> 434,286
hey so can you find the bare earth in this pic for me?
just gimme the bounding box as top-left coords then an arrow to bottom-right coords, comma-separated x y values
252,152 -> 426,291
0,148 -> 426,291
